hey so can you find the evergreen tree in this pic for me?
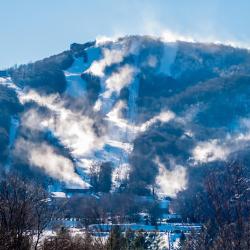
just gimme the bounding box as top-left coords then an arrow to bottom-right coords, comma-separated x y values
107,226 -> 126,250
98,162 -> 112,193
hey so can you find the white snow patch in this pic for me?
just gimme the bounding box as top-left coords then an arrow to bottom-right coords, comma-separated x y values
51,192 -> 67,198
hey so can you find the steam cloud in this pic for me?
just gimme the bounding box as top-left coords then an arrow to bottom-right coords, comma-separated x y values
103,65 -> 136,98
155,157 -> 187,197
106,100 -> 175,135
20,90 -> 105,159
192,118 -> 250,164
192,139 -> 230,164
15,139 -> 88,187
87,48 -> 126,77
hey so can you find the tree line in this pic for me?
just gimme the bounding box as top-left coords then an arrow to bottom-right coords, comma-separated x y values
0,160 -> 249,249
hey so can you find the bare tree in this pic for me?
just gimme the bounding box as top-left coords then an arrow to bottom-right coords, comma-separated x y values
42,227 -> 107,250
181,161 -> 250,250
0,174 -> 52,250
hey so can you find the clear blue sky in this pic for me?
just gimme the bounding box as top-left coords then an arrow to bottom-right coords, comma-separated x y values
1,0 -> 250,69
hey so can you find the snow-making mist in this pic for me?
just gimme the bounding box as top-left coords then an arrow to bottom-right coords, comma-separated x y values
1,35 -> 250,197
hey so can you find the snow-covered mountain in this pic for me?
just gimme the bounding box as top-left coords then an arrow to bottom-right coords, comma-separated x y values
1,35 -> 250,197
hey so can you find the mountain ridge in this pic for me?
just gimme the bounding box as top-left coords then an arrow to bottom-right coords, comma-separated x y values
1,35 -> 250,198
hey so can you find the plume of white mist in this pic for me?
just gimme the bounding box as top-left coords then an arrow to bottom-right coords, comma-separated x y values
93,64 -> 138,112
139,111 -> 175,132
191,117 -> 250,165
160,29 -> 195,43
0,77 -> 21,92
107,140 -> 133,154
161,29 -> 250,49
103,65 -> 136,98
19,90 -> 105,158
155,157 -> 187,197
106,100 -> 175,135
192,139 -> 230,164
141,15 -> 250,49
15,139 -> 88,187
90,38 -> 142,112
21,108 -> 52,131
87,48 -> 126,77
19,90 -> 59,111
96,35 -> 119,45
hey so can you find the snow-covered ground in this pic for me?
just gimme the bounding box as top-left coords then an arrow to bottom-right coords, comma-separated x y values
88,223 -> 201,233
61,39 -> 179,191
1,38 -> 183,196
41,221 -> 200,249
0,77 -> 21,172
5,115 -> 19,171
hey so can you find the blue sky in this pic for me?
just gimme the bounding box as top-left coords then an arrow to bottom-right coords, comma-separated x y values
1,0 -> 250,69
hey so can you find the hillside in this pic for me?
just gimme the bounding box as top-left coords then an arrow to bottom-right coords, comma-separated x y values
1,35 -> 250,197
